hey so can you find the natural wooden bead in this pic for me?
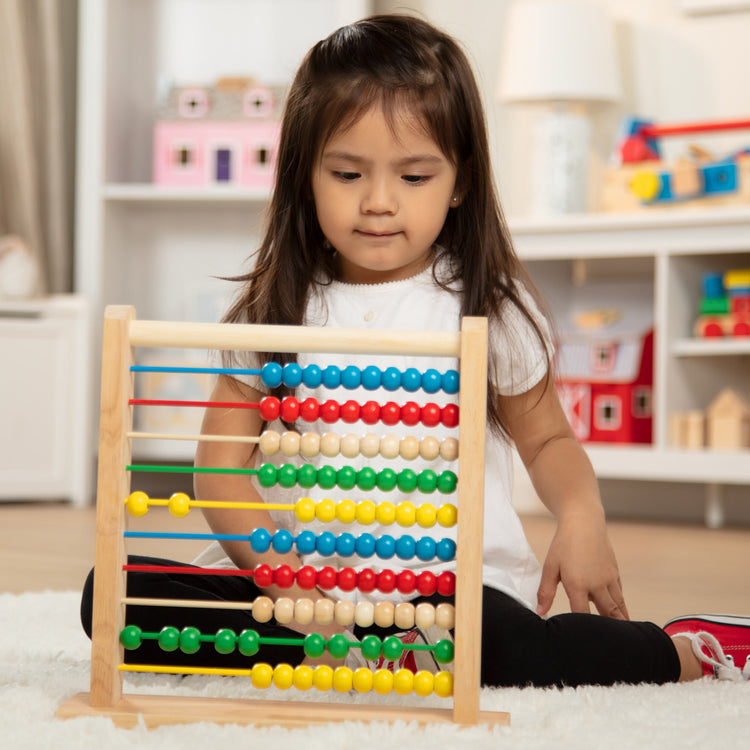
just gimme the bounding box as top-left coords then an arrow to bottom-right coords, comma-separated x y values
360,433 -> 381,458
373,601 -> 395,628
435,602 -> 455,630
258,430 -> 280,456
415,602 -> 436,630
279,431 -> 300,457
294,598 -> 315,625
274,597 -> 295,624
334,600 -> 355,627
419,435 -> 440,461
379,434 -> 400,460
354,600 -> 375,628
314,598 -> 335,625
252,595 -> 274,623
399,436 -> 420,461
340,433 -> 360,459
394,602 -> 415,630
299,432 -> 320,458
319,432 -> 340,457
440,437 -> 459,461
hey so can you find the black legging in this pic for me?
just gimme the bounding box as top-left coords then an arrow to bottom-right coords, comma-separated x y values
80,556 -> 681,687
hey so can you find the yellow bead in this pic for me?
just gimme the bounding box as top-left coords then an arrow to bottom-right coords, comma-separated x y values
393,668 -> 414,695
312,664 -> 334,692
251,663 -> 274,689
273,663 -> 294,690
126,491 -> 149,517
415,503 -> 437,528
413,670 -> 434,697
437,503 -> 457,527
335,498 -> 357,524
433,671 -> 454,698
332,666 -> 353,692
316,498 -> 336,523
258,430 -> 280,456
419,435 -> 440,461
439,437 -> 459,461
167,492 -> 191,517
375,501 -> 396,526
355,499 -> 376,525
352,667 -> 374,693
372,668 -> 394,695
293,664 -> 314,691
294,497 -> 316,523
395,501 -> 416,527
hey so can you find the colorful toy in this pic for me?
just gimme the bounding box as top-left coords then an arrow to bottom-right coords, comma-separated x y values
56,307 -> 509,728
694,269 -> 750,338
153,77 -> 284,189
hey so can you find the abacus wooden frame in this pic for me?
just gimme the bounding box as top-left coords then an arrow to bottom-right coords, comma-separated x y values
56,305 -> 509,728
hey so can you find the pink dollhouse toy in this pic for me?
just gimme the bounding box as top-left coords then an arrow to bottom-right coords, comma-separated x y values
153,78 -> 285,189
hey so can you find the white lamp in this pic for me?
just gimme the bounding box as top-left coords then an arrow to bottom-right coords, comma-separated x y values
498,0 -> 622,215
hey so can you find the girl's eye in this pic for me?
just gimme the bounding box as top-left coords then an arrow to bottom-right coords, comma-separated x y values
333,171 -> 360,182
402,175 -> 430,184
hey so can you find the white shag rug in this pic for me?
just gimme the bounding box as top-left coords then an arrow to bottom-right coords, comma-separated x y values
2,591 -> 747,750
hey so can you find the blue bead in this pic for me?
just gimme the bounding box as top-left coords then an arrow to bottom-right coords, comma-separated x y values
249,527 -> 271,553
271,529 -> 294,554
295,530 -> 317,555
354,533 -> 376,558
335,532 -> 356,557
395,535 -> 416,560
361,366 -> 382,390
321,365 -> 341,389
341,365 -> 361,389
316,531 -> 337,556
436,538 -> 457,561
260,362 -> 282,389
282,362 -> 303,388
415,536 -> 437,561
402,368 -> 422,392
381,367 -> 402,391
441,369 -> 460,395
375,534 -> 396,559
302,364 -> 322,388
421,368 -> 442,394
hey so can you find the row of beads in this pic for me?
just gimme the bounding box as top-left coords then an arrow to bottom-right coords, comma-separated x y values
258,396 -> 459,429
255,463 -> 458,494
260,362 -> 459,396
258,430 -> 459,462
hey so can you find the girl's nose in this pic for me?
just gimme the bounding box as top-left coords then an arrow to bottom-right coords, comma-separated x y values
361,178 -> 397,214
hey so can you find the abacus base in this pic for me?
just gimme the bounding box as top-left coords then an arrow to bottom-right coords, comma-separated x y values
56,692 -> 510,729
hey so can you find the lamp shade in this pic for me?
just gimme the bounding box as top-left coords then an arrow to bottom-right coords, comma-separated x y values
498,0 -> 622,103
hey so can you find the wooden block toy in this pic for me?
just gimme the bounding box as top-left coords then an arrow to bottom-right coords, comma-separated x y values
706,388 -> 750,450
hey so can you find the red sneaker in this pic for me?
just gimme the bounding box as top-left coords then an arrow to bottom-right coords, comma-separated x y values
663,614 -> 750,681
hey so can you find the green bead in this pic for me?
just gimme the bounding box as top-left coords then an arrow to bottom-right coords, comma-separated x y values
416,469 -> 437,493
317,465 -> 337,489
297,463 -> 318,489
327,633 -> 350,659
277,464 -> 298,488
257,463 -> 278,488
119,625 -> 142,650
376,467 -> 398,492
157,626 -> 180,652
396,469 -> 418,493
355,466 -> 377,491
437,471 -> 458,494
214,628 -> 237,655
360,635 -> 382,661
238,629 -> 260,656
179,626 -> 202,654
433,639 -> 455,664
304,632 -> 326,659
336,466 -> 357,490
382,635 -> 404,660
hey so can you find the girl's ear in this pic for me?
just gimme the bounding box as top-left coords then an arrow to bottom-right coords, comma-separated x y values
451,193 -> 464,208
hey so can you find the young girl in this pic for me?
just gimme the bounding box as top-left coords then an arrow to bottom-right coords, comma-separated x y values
81,14 -> 749,685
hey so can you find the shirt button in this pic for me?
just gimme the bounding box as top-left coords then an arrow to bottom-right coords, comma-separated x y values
364,310 -> 375,322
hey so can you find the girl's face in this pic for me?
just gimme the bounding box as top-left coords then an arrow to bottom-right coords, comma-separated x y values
312,105 -> 459,284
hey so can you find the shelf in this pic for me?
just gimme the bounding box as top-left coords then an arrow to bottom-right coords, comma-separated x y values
102,183 -> 271,204
672,338 -> 750,356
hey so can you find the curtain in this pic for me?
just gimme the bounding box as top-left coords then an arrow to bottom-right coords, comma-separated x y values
0,0 -> 72,295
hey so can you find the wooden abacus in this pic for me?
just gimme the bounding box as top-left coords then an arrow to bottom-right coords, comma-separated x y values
56,305 -> 510,728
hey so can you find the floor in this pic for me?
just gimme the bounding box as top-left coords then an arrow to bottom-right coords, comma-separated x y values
2,501 -> 748,627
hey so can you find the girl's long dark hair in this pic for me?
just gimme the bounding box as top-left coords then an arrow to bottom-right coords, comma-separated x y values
223,14 -> 550,436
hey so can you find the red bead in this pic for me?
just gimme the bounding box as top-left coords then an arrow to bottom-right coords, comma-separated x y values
437,571 -> 456,596
258,397 -> 280,422
400,401 -> 421,426
734,321 -> 750,336
340,400 -> 361,424
380,402 -> 401,426
299,397 -> 320,422
317,566 -> 338,590
416,571 -> 437,596
396,569 -> 417,594
273,564 -> 295,589
337,567 -> 357,591
356,568 -> 377,593
420,402 -> 441,427
360,401 -> 381,425
376,569 -> 396,593
253,563 -> 274,588
296,565 -> 318,590
441,403 -> 459,428
279,397 -> 300,423
319,400 -> 341,424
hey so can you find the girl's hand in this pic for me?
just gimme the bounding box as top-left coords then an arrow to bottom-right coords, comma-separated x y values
536,510 -> 629,620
